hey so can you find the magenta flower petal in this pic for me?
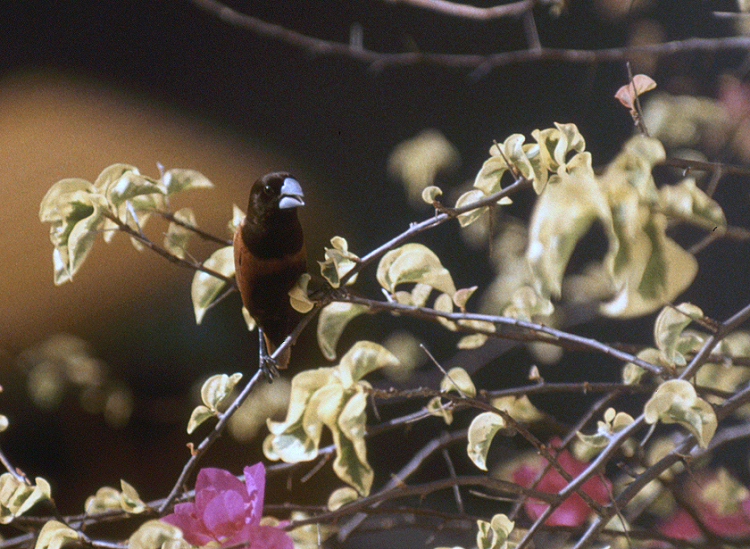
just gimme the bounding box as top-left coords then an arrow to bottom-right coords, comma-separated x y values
203,489 -> 252,539
161,463 -> 288,549
226,525 -> 294,549
162,501 -> 215,546
243,463 -> 266,525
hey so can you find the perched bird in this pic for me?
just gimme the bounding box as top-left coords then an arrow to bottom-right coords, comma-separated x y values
233,172 -> 306,376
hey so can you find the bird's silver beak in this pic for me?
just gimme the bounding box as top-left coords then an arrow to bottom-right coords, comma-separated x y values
278,177 -> 305,209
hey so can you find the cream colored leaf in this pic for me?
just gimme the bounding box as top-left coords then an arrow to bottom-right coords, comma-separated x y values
467,412 -> 506,471
644,379 -> 717,448
128,519 -> 185,549
164,208 -> 196,259
327,487 -> 359,511
339,341 -> 400,384
317,302 -> 368,360
440,367 -> 476,397
35,521 -> 81,549
654,303 -> 703,366
377,243 -> 456,295
191,246 -> 235,324
200,373 -> 243,411
163,168 -> 214,194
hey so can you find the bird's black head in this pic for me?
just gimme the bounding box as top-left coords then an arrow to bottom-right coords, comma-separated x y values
248,172 -> 305,216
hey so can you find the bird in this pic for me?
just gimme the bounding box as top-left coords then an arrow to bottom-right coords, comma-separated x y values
233,172 -> 306,378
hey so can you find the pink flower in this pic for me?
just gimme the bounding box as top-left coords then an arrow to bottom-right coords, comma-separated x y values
511,438 -> 611,526
658,471 -> 750,541
162,464 -> 292,549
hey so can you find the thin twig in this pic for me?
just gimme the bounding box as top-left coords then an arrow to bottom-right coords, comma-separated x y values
185,0 -> 750,72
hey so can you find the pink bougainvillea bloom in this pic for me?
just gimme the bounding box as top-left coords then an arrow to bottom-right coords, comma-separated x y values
658,471 -> 750,540
511,438 -> 611,526
162,463 -> 292,549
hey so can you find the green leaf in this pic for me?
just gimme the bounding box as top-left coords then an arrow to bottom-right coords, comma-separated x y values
190,246 -> 235,324
34,521 -> 80,549
644,379 -> 717,448
467,412 -> 506,470
164,208 -> 196,259
377,243 -> 456,295
317,302 -> 369,360
426,396 -> 453,425
474,151 -> 510,196
387,129 -> 459,207
162,168 -> 214,194
654,303 -> 703,366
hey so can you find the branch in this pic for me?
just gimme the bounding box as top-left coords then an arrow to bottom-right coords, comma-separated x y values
103,211 -> 235,286
186,0 -> 750,71
379,0 -> 536,20
340,293 -> 664,374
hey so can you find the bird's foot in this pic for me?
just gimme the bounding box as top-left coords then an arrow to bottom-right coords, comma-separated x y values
259,353 -> 279,382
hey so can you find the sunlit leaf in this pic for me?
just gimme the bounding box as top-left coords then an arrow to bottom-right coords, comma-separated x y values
339,341 -> 400,384
654,303 -> 703,366
34,521 -> 80,549
317,302 -> 368,360
476,514 -> 515,549
455,189 -> 489,228
164,208 -> 195,259
440,367 -> 476,397
289,273 -> 315,314
318,236 -> 359,288
527,152 -> 609,297
377,243 -> 456,295
658,177 -> 726,230
39,178 -> 95,222
387,129 -> 459,208
327,487 -> 359,511
85,486 -> 122,514
200,373 -> 243,411
332,391 -> 373,495
191,246 -> 235,324
421,185 -> 443,204
162,168 -> 214,194
128,519 -> 186,549
119,480 -> 147,514
467,412 -> 506,470
644,379 -> 717,448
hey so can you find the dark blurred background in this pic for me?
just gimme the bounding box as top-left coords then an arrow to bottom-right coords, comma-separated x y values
0,0 -> 747,544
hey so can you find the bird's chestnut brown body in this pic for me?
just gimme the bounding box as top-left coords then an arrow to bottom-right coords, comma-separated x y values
233,172 -> 306,369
